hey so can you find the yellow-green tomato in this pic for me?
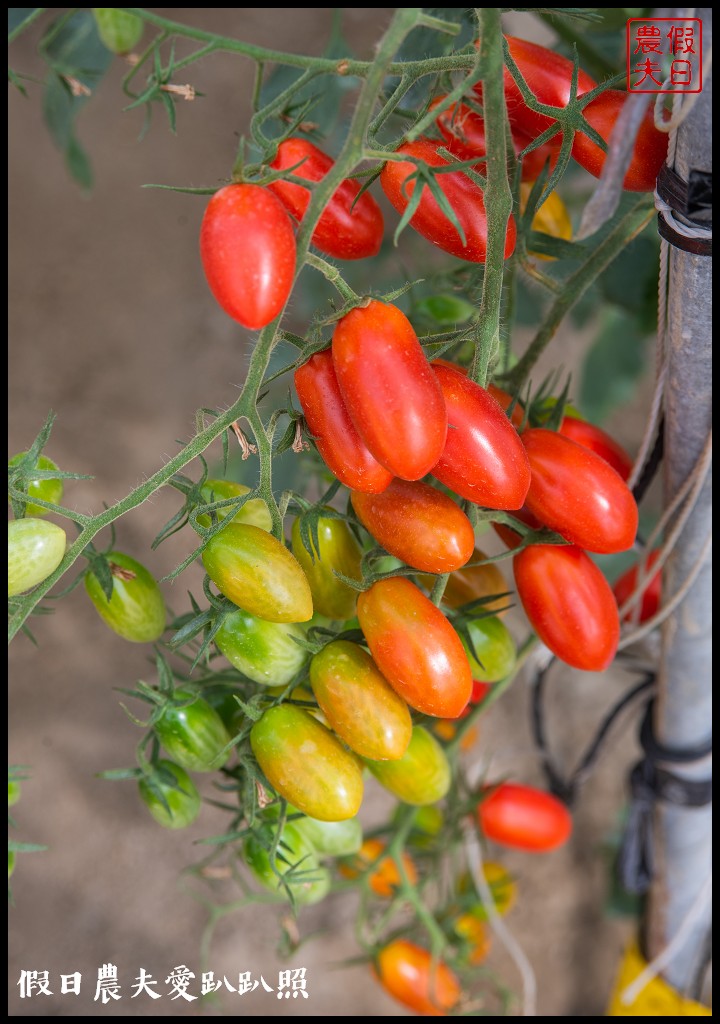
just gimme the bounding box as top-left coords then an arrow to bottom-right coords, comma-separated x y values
364,725 -> 451,806
309,641 -> 412,761
138,760 -> 202,829
92,8 -> 143,53
154,690 -> 231,773
244,822 -> 330,905
8,518 -> 66,597
202,523 -> 313,623
294,813 -> 363,858
84,552 -> 166,643
461,616 -> 517,682
290,515 -> 362,619
214,608 -> 308,687
196,480 -> 272,532
251,705 -> 363,821
8,452 -> 63,516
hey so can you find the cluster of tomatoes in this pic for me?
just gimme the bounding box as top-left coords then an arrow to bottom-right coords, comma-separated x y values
9,29 -> 669,1016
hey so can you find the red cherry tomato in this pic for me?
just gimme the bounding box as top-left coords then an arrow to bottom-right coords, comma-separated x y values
522,428 -> 638,554
374,939 -> 461,1017
513,543 -> 620,671
268,137 -> 384,259
572,89 -> 668,192
357,577 -> 472,718
558,415 -> 633,482
294,349 -> 393,494
478,782 -> 572,852
351,479 -> 475,575
332,300 -> 448,481
431,95 -> 560,182
431,362 -> 531,510
380,138 -> 516,262
199,183 -> 296,329
613,550 -> 662,624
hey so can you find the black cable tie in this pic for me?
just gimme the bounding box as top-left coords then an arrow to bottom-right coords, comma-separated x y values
657,213 -> 712,256
640,699 -> 713,764
657,165 -> 712,226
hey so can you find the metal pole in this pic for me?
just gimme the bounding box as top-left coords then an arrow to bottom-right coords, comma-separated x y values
645,9 -> 712,996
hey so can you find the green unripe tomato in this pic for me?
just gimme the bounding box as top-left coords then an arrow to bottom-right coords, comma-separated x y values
214,608 -> 308,687
84,552 -> 166,643
364,725 -> 451,806
243,821 -> 330,905
8,452 -> 63,516
92,8 -> 144,54
263,803 -> 363,858
461,616 -> 517,682
202,523 -> 313,623
251,705 -> 364,821
138,760 -> 202,829
154,690 -> 232,773
8,780 -> 21,807
8,850 -> 16,879
8,518 -> 66,597
196,480 -> 272,532
291,515 -> 362,619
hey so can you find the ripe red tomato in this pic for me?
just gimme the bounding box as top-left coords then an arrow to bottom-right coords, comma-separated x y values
351,479 -> 475,575
431,362 -> 531,510
356,577 -> 472,718
431,95 -> 560,182
478,781 -> 572,852
572,89 -> 669,192
332,300 -> 448,481
522,428 -> 638,554
268,137 -> 384,260
430,359 -> 526,430
558,415 -> 633,482
309,640 -> 412,761
199,183 -> 296,329
294,349 -> 393,494
613,549 -> 662,624
513,543 -> 620,671
380,138 -> 516,262
476,35 -> 597,145
374,939 -> 461,1017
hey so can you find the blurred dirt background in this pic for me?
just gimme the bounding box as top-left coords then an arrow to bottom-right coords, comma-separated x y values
9,8 -> 656,1017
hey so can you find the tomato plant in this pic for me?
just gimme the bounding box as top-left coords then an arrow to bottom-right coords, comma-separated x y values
309,640 -> 412,761
374,939 -> 461,1016
268,137 -> 384,259
513,543 -> 620,671
478,782 -> 573,852
431,362 -> 531,510
357,577 -> 472,718
199,183 -> 296,329
8,518 -> 66,597
250,704 -> 364,821
332,300 -> 448,480
137,760 -> 201,830
290,513 -> 362,619
522,428 -> 638,554
380,137 -> 516,262
351,478 -> 475,575
294,349 -> 394,494
202,522 -> 313,623
153,689 -> 232,773
84,551 -> 166,643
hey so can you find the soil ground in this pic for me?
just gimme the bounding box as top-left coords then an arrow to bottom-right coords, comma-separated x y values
9,9 -> 653,1017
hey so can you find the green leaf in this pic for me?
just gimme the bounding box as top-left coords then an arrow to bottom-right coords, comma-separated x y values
580,310 -> 650,423
8,8 -> 42,38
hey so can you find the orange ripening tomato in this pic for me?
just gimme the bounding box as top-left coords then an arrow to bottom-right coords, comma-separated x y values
357,577 -> 472,719
332,300 -> 448,481
380,137 -> 517,262
428,547 -> 511,616
268,137 -> 384,259
374,940 -> 461,1017
453,913 -> 492,965
513,544 -> 620,671
340,837 -> 417,897
294,349 -> 393,494
431,362 -> 531,510
351,479 -> 475,575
